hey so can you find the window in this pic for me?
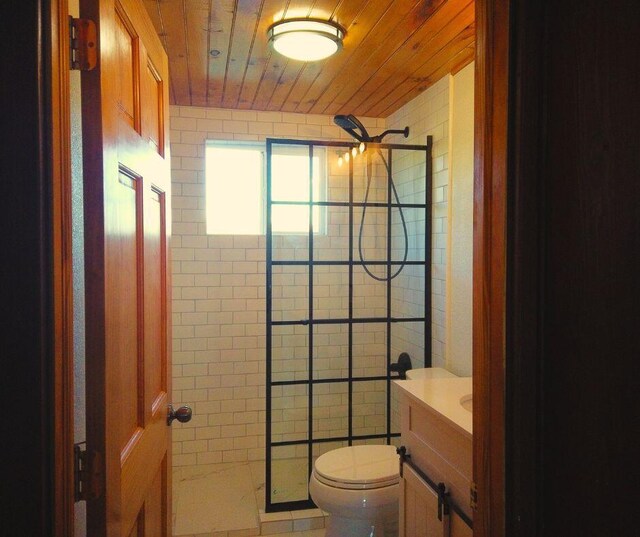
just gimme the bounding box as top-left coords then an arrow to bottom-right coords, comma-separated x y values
205,142 -> 326,235
206,144 -> 263,235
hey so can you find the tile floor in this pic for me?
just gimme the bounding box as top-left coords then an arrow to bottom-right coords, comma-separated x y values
268,458 -> 309,506
263,531 -> 324,537
173,460 -> 327,537
173,463 -> 258,535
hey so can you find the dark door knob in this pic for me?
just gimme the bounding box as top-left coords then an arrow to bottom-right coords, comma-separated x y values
167,404 -> 192,425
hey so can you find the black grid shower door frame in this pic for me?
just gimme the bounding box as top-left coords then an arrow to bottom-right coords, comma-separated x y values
265,137 -> 433,512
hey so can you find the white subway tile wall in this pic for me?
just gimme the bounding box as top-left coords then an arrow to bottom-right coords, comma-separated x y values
170,80 -> 450,466
387,75 -> 450,367
386,76 -> 451,433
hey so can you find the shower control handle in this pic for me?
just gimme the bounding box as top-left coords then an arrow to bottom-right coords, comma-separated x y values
167,404 -> 192,425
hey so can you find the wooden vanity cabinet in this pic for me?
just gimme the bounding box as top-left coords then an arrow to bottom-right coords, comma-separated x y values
398,391 -> 473,537
400,463 -> 449,537
450,512 -> 473,537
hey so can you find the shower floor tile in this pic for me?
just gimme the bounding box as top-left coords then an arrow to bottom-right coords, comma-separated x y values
173,463 -> 259,536
173,460 -> 325,537
249,458 -> 309,509
271,459 -> 309,504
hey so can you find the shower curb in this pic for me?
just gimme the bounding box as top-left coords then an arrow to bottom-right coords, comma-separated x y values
259,508 -> 327,535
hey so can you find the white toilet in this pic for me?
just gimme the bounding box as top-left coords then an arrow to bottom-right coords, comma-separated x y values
309,444 -> 400,537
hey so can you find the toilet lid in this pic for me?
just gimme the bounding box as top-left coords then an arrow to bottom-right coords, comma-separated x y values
314,445 -> 399,489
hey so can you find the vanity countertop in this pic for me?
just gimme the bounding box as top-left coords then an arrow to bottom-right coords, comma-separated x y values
394,377 -> 473,437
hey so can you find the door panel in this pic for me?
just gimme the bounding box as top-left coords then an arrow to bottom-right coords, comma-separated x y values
114,6 -> 138,129
144,188 -> 166,412
110,168 -> 142,454
142,61 -> 164,154
82,0 -> 171,535
144,463 -> 166,535
127,519 -> 140,537
400,465 -> 449,537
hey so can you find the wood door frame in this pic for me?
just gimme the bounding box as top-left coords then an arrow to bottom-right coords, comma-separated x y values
473,1 -> 509,536
473,2 -> 551,536
49,0 -> 76,535
0,0 -> 74,535
41,1 -> 515,536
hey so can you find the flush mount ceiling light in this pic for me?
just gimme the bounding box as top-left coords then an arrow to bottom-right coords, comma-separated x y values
267,19 -> 345,61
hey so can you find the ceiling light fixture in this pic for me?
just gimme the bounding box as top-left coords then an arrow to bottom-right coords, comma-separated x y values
267,18 -> 345,62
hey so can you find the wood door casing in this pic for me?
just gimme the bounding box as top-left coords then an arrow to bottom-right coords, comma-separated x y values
473,1 -> 508,536
81,0 -> 171,535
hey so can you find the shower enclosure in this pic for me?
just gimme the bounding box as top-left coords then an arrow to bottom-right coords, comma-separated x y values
265,136 -> 433,512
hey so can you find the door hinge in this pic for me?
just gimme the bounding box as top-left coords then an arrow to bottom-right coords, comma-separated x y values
470,481 -> 478,511
74,442 -> 102,502
69,17 -> 97,71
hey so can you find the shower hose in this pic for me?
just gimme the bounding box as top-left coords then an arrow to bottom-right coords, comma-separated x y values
358,149 -> 409,282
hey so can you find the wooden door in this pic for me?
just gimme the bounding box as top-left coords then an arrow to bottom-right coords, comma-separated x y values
81,0 -> 171,535
400,465 -> 450,537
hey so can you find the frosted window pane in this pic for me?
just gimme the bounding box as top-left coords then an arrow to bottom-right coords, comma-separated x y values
272,152 -> 323,233
205,143 -> 325,235
206,146 -> 262,235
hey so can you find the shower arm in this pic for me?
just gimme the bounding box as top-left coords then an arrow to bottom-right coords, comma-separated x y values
333,114 -> 409,144
369,126 -> 410,143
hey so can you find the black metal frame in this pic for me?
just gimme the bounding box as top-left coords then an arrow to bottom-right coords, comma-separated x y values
397,445 -> 473,529
265,137 -> 433,512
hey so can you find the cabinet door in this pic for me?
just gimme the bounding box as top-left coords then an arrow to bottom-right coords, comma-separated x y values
450,511 -> 473,537
400,465 -> 450,537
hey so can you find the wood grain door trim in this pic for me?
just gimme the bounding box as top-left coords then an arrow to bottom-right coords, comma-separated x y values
473,1 -> 509,537
49,0 -> 76,535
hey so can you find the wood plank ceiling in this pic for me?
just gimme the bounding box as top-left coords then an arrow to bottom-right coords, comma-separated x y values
143,0 -> 475,117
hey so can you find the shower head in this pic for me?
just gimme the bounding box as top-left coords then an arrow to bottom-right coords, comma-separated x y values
333,114 -> 371,142
334,113 -> 410,143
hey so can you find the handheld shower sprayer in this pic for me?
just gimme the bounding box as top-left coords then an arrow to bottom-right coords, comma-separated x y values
333,114 -> 412,282
333,114 -> 371,142
333,114 -> 409,142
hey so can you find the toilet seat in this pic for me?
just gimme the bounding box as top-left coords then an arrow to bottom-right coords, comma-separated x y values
313,445 -> 399,490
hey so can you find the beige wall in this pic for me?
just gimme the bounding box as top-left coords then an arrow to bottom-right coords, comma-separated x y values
446,63 -> 475,377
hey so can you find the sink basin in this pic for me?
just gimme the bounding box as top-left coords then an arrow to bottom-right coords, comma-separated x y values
460,394 -> 473,412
